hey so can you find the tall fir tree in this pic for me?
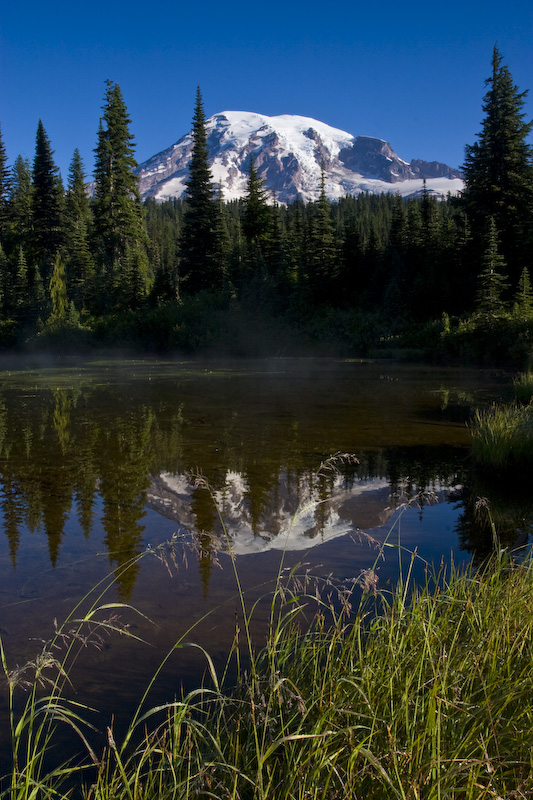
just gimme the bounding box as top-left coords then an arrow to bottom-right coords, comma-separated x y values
513,267 -> 533,320
44,251 -> 79,332
264,191 -> 287,291
474,217 -> 509,325
92,81 -> 151,310
242,155 -> 271,244
462,46 -> 533,283
14,246 -> 31,325
66,149 -> 91,225
9,156 -> 32,251
0,123 -> 10,241
0,243 -> 7,314
31,120 -> 64,280
307,168 -> 338,305
48,251 -> 69,323
64,149 -> 94,309
215,183 -> 231,283
240,155 -> 272,294
180,87 -> 225,294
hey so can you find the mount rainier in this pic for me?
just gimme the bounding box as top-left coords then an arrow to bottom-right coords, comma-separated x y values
135,110 -> 464,205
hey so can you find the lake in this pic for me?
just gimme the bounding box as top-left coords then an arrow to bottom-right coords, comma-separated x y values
0,357 -> 527,769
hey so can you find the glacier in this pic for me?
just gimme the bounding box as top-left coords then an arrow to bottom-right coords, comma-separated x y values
136,110 -> 464,204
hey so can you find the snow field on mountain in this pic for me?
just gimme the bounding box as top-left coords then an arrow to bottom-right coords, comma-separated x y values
137,110 -> 464,204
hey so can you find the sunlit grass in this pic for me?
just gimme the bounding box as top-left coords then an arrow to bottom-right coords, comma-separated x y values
2,479 -> 533,799
470,402 -> 533,471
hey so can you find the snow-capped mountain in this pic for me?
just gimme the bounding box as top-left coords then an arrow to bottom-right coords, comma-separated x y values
136,111 -> 464,204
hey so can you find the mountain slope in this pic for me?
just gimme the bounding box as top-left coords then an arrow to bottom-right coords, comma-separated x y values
136,111 -> 464,204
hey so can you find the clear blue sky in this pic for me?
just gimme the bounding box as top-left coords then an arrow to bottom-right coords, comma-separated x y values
1,0 -> 532,182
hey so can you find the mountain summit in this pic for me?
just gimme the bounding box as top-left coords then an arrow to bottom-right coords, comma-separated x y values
136,111 -> 464,204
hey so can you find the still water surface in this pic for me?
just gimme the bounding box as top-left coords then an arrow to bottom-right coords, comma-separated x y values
0,357 -> 527,763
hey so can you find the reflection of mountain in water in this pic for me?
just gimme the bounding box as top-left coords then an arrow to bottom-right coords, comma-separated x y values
0,360 -> 517,597
147,470 -> 452,555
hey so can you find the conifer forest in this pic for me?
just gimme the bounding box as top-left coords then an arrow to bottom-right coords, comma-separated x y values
0,48 -> 532,365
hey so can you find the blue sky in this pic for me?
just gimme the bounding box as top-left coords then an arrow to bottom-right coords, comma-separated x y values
1,0 -> 532,182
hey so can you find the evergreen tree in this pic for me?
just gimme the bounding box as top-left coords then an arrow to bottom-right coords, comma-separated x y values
462,46 -> 533,281
9,156 -> 32,251
215,183 -> 231,285
474,217 -> 509,324
44,251 -> 79,332
448,210 -> 475,315
14,244 -> 45,329
339,217 -> 364,308
264,191 -> 287,290
92,81 -> 151,310
0,123 -> 10,241
180,87 -> 224,294
145,197 -> 184,304
0,243 -> 7,313
64,149 -> 94,309
48,251 -> 69,323
379,195 -> 407,312
513,267 -> 533,320
307,169 -> 338,304
242,155 -> 270,244
14,246 -> 30,324
412,183 -> 445,320
66,149 -> 91,225
31,120 -> 64,279
240,155 -> 272,294
282,199 -> 307,294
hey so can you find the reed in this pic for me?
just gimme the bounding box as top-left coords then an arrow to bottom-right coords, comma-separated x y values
2,489 -> 533,799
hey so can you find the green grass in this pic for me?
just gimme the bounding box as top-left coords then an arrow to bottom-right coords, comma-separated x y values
513,371 -> 533,405
2,493 -> 533,799
470,402 -> 533,471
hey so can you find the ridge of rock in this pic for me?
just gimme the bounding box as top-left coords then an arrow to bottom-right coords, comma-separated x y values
136,110 -> 464,203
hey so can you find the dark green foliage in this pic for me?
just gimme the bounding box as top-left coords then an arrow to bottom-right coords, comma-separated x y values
513,267 -> 533,321
462,46 -> 533,283
474,217 -> 509,324
47,251 -> 70,323
63,149 -> 95,310
8,156 -> 32,250
13,245 -> 44,328
237,155 -> 274,299
0,122 -> 10,239
242,154 -> 271,244
1,56 -> 532,363
31,120 -> 64,279
307,168 -> 338,305
180,88 -> 225,294
0,242 -> 8,312
145,197 -> 183,303
92,81 -> 151,310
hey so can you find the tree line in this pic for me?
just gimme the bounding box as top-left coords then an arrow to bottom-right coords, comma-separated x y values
0,48 -> 532,361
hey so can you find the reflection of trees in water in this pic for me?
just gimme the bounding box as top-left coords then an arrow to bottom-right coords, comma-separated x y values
456,470 -> 533,563
0,376 -> 506,597
0,385 -> 160,597
381,446 -> 465,500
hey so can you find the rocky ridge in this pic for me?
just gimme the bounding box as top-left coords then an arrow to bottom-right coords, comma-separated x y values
136,110 -> 464,204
